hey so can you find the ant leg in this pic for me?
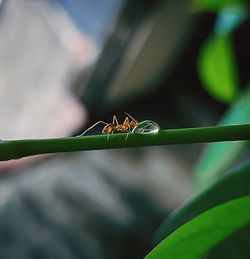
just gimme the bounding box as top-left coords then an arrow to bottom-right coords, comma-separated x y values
125,132 -> 129,142
113,115 -> 119,125
78,121 -> 108,136
107,131 -> 114,142
125,121 -> 131,142
123,116 -> 129,124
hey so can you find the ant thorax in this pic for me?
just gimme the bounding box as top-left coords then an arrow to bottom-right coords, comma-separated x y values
115,125 -> 126,132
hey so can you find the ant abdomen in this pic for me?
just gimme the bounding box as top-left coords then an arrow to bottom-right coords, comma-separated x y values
102,124 -> 115,134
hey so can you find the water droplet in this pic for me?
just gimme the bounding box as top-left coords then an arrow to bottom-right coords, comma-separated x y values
132,120 -> 160,134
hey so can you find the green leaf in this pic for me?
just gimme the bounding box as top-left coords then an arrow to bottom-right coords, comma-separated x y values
206,224 -> 250,258
198,34 -> 238,103
146,195 -> 250,259
193,0 -> 246,13
153,161 -> 250,244
193,87 -> 250,191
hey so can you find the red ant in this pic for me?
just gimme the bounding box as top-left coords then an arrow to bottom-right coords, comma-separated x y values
79,113 -> 139,139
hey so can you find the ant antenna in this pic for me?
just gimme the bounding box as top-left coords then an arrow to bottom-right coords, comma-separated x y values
124,112 -> 137,121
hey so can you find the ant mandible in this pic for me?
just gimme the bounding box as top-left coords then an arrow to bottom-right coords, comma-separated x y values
79,113 -> 139,139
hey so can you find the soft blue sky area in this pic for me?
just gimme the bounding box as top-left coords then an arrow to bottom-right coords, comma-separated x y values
56,0 -> 124,44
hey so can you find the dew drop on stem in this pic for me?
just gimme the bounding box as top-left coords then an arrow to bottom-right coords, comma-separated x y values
132,120 -> 160,134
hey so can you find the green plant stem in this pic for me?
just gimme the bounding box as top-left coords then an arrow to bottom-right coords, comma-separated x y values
0,124 -> 250,161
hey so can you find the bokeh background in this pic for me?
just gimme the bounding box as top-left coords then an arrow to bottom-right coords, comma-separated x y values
0,0 -> 249,258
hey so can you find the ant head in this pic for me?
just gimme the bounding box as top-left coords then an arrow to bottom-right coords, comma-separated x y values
130,120 -> 139,127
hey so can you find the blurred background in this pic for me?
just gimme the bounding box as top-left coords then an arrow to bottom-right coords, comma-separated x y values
0,0 -> 249,258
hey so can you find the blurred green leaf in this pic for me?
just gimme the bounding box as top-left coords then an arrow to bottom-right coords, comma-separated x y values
198,34 -> 238,103
193,0 -> 246,13
206,224 -> 250,258
193,87 -> 250,191
152,161 -> 250,244
146,195 -> 250,259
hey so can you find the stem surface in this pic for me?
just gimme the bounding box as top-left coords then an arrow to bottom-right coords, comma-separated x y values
0,124 -> 250,161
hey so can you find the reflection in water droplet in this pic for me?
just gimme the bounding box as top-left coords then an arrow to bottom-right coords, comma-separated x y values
132,120 -> 160,134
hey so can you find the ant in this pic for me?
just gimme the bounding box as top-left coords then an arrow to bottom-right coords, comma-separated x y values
79,113 -> 139,140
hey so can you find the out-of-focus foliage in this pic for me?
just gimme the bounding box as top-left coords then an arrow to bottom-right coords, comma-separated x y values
148,1 -> 250,258
193,87 -> 250,191
198,34 -> 238,103
146,195 -> 250,259
194,0 -> 249,190
196,0 -> 248,103
193,0 -> 247,13
215,5 -> 248,34
153,161 -> 250,244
